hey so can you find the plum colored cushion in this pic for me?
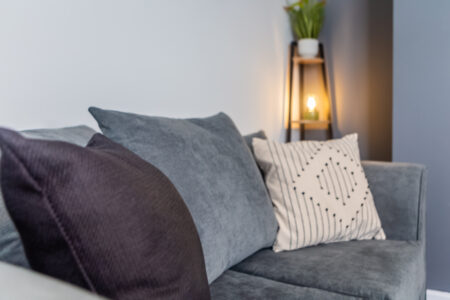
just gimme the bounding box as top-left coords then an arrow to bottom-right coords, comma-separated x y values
89,108 -> 278,283
0,125 -> 96,268
0,129 -> 210,300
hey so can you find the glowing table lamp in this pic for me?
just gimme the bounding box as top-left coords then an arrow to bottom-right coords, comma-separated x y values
304,95 -> 319,120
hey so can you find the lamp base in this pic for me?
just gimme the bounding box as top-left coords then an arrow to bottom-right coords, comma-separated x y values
303,111 -> 319,121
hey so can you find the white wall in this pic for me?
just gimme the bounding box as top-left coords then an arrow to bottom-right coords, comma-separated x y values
0,0 -> 291,139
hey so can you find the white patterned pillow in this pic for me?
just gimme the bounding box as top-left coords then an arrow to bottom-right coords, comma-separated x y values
253,134 -> 385,252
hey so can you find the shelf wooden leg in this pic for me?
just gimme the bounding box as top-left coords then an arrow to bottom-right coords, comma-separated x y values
299,63 -> 305,141
286,42 -> 296,143
327,123 -> 333,140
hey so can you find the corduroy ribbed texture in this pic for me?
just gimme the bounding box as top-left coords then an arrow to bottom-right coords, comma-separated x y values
0,129 -> 210,300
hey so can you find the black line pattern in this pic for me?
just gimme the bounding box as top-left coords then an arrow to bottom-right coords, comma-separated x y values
339,138 -> 355,162
273,143 -> 300,249
267,141 -> 293,249
292,187 -> 306,248
325,208 -> 331,242
280,145 -> 296,184
301,192 -> 313,247
330,157 -> 345,203
356,210 -> 362,238
325,163 -> 338,200
288,145 -> 302,177
317,202 -> 325,244
342,138 -> 360,167
255,134 -> 385,251
309,197 -> 319,245
316,175 -> 323,190
293,143 -> 307,169
344,167 -> 355,192
337,162 -> 351,199
321,169 -> 331,195
332,213 -> 337,242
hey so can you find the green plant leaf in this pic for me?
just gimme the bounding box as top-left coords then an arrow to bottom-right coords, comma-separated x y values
285,0 -> 325,39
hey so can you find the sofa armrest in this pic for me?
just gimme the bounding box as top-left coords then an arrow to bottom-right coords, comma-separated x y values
0,261 -> 107,300
362,161 -> 427,241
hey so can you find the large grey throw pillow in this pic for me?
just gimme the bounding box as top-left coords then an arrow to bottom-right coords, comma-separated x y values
89,108 -> 278,283
0,125 -> 96,268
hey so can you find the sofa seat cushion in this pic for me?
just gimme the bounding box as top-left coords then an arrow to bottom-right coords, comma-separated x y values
210,270 -> 361,300
231,240 -> 425,300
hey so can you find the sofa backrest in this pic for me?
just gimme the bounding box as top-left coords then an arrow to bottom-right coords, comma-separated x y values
0,123 -> 271,281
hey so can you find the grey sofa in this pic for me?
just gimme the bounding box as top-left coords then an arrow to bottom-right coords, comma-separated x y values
0,127 -> 426,300
211,161 -> 427,300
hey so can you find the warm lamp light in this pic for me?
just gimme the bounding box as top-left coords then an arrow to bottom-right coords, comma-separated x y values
285,41 -> 333,142
307,96 -> 317,112
304,95 -> 319,120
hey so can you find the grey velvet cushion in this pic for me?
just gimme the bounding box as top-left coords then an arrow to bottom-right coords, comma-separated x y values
243,130 -> 267,155
0,261 -> 107,300
232,240 -> 425,300
21,126 -> 97,145
89,108 -> 278,283
210,270 -> 361,300
362,161 -> 427,241
0,125 -> 96,268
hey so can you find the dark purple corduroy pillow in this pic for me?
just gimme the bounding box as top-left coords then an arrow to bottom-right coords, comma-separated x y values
0,129 -> 210,300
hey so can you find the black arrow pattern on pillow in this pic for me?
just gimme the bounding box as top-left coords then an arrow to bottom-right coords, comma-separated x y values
292,186 -> 306,248
343,166 -> 355,192
266,141 -> 294,250
258,136 -> 385,251
325,162 -> 338,200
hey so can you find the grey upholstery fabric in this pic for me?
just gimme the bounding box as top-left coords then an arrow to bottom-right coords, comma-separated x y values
0,190 -> 28,268
89,108 -> 278,283
243,131 -> 268,179
362,161 -> 427,241
1,130 -> 210,300
0,261 -> 107,300
0,125 -> 96,268
0,123 -> 426,300
210,270 -> 361,300
21,126 -> 97,145
243,130 -> 267,154
361,161 -> 427,300
232,240 -> 425,300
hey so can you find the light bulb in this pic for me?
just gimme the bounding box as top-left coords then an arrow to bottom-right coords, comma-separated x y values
307,96 -> 317,112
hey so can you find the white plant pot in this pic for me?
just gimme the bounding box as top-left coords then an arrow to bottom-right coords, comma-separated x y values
298,39 -> 319,58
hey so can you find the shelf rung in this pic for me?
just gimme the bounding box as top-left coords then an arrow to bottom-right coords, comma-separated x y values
291,120 -> 331,125
293,57 -> 324,64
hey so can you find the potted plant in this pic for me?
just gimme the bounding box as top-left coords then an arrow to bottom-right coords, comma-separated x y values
285,0 -> 326,58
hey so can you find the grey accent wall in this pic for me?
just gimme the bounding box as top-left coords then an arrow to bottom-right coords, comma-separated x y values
393,0 -> 450,292
319,0 -> 392,161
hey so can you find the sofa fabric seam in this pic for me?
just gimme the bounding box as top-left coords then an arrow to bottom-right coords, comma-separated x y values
229,269 -> 367,299
416,167 -> 425,241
